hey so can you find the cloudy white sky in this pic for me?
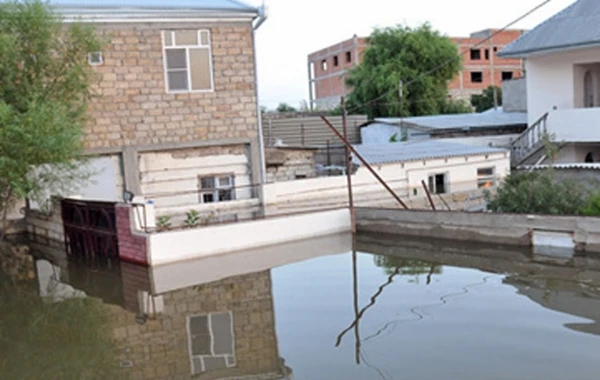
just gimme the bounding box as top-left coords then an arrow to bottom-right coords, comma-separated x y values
246,0 -> 576,109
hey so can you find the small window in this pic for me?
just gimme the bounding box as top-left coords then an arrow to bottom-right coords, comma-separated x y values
484,49 -> 490,60
162,30 -> 213,93
88,52 -> 103,65
470,49 -> 481,60
428,173 -> 447,194
502,71 -> 513,81
198,175 -> 235,204
333,55 -> 339,67
321,59 -> 328,71
493,46 -> 498,52
470,72 -> 483,83
346,51 -> 352,63
477,167 -> 495,189
188,312 -> 236,374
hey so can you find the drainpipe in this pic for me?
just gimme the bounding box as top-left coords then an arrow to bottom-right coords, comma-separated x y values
252,4 -> 268,197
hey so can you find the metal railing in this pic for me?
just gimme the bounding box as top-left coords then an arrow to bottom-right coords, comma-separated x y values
511,112 -> 549,166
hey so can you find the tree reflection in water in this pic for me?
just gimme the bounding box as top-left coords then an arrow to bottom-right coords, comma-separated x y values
0,270 -> 125,380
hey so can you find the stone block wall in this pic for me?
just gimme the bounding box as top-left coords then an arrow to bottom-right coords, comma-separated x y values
266,148 -> 317,183
26,199 -> 64,245
86,23 -> 258,149
110,270 -> 284,380
116,204 -> 149,266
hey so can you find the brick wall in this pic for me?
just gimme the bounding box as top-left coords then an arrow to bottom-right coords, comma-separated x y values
265,148 -> 316,183
86,23 -> 258,149
115,204 -> 149,266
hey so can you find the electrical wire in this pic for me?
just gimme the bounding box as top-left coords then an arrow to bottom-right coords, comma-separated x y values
345,0 -> 555,115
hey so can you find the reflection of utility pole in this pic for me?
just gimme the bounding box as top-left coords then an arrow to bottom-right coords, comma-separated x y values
399,80 -> 405,140
352,237 -> 361,364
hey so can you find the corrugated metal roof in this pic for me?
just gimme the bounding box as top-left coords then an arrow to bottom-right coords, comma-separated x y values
46,0 -> 258,11
374,110 -> 527,131
352,141 -> 507,166
499,0 -> 600,58
518,163 -> 600,170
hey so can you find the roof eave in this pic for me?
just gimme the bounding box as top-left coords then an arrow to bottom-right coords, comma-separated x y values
58,6 -> 259,23
499,40 -> 600,59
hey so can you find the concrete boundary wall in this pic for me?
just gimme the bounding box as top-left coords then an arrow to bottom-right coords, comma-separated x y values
355,208 -> 600,253
148,208 -> 351,266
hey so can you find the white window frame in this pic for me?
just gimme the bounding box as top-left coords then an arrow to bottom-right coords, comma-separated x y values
187,312 -> 236,375
162,30 -> 214,94
428,172 -> 448,194
477,167 -> 496,189
198,174 -> 235,204
88,51 -> 103,66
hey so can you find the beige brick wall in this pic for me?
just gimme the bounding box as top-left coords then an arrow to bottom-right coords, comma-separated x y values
111,270 -> 284,380
86,23 -> 258,149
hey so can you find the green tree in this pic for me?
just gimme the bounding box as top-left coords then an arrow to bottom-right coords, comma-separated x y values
471,85 -> 502,112
276,102 -> 297,113
0,0 -> 101,240
345,23 -> 467,119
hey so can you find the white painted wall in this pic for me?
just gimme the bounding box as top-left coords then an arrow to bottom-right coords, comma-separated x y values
148,208 -> 351,265
526,47 -> 600,125
73,156 -> 122,202
139,151 -> 252,208
546,108 -> 600,142
263,152 -> 510,205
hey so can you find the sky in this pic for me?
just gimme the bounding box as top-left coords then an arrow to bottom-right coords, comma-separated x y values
246,0 -> 577,109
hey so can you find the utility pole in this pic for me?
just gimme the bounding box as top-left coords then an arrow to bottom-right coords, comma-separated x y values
341,96 -> 356,233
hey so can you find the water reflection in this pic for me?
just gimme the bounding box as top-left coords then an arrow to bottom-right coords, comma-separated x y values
4,232 -> 600,379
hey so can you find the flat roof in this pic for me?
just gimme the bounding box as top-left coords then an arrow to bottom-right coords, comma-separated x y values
375,109 -> 527,132
352,140 -> 507,166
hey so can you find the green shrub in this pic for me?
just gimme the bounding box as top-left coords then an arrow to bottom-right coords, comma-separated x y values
184,210 -> 200,227
156,215 -> 171,231
580,191 -> 600,216
485,170 -> 587,215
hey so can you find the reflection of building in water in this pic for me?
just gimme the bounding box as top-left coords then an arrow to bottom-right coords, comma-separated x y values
505,276 -> 600,337
34,257 -> 290,379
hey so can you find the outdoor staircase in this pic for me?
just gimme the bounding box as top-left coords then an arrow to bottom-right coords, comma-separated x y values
510,112 -> 549,167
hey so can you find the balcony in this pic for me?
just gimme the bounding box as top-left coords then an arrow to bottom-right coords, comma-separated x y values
511,107 -> 600,166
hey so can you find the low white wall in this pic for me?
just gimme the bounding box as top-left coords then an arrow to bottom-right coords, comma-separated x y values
148,208 -> 351,265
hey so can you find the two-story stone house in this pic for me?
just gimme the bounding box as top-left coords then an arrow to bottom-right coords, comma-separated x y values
49,0 -> 267,211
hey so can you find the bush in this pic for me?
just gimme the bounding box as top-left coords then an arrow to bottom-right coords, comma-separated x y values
580,191 -> 600,216
485,170 -> 588,215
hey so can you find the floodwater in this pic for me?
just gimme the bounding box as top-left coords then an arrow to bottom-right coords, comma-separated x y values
3,233 -> 600,380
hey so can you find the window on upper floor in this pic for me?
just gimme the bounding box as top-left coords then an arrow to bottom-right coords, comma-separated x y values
333,55 -> 339,67
321,59 -> 328,71
162,30 -> 213,93
470,49 -> 481,60
502,71 -> 514,81
88,52 -> 103,66
470,71 -> 483,83
346,51 -> 352,63
484,49 -> 490,60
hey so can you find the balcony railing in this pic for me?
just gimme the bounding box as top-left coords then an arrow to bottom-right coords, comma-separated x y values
511,112 -> 548,166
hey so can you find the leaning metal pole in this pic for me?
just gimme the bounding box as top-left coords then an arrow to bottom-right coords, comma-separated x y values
341,97 -> 356,233
320,116 -> 409,210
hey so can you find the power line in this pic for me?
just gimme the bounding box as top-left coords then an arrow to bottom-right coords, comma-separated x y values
345,0 -> 555,114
